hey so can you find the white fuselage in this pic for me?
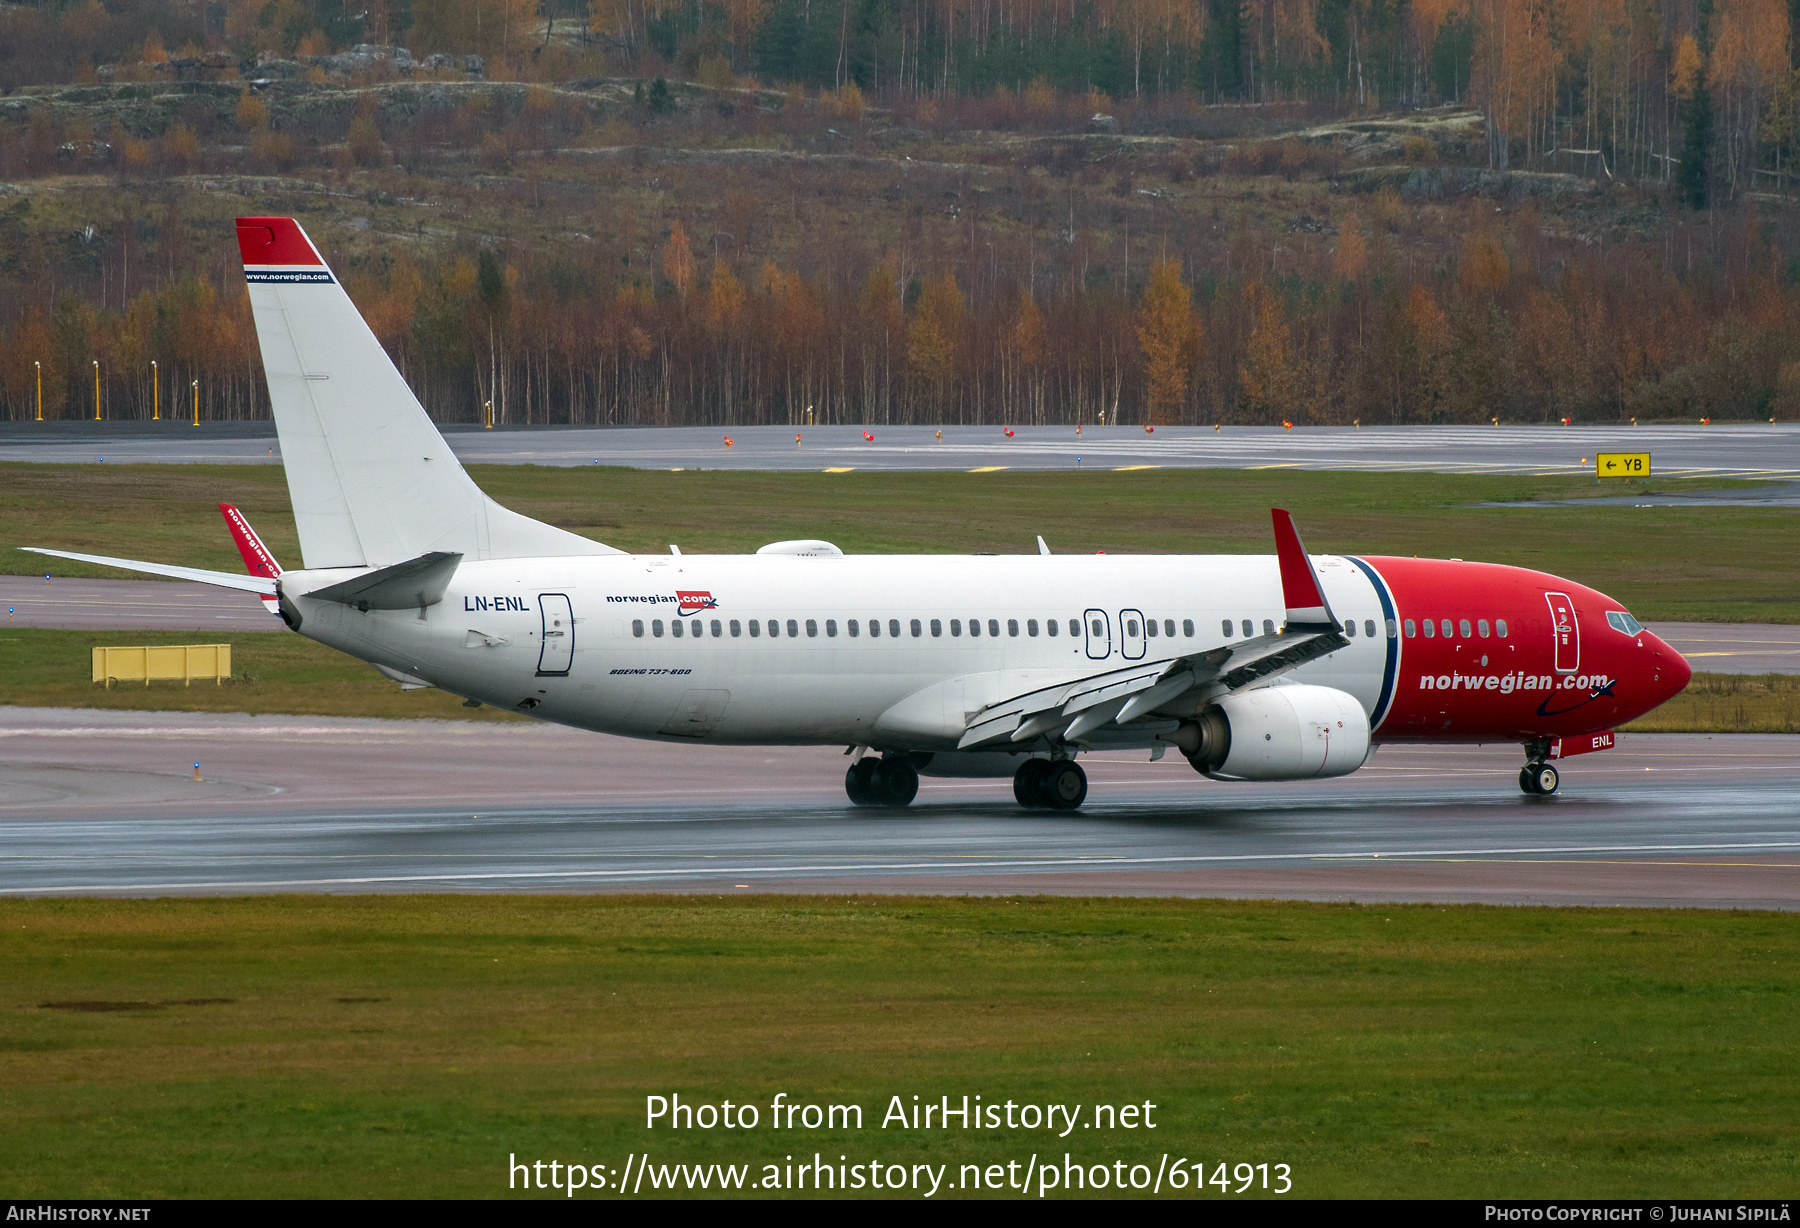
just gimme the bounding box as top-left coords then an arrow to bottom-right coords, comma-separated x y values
286,551 -> 1393,750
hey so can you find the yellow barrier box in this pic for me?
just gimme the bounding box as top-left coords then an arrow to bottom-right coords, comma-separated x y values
93,644 -> 232,688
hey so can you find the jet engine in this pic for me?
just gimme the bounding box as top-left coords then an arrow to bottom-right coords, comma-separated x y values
1172,684 -> 1370,781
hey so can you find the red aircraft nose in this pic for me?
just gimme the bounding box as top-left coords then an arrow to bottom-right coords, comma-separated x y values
1642,629 -> 1692,708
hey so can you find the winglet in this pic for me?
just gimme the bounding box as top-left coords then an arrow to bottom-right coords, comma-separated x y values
219,504 -> 283,579
1271,508 -> 1337,629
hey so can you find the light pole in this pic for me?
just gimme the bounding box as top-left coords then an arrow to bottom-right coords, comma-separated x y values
93,359 -> 100,420
191,379 -> 199,427
34,361 -> 41,421
485,399 -> 493,429
151,361 -> 159,420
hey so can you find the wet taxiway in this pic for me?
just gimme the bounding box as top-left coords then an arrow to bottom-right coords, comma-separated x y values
1,708 -> 1795,908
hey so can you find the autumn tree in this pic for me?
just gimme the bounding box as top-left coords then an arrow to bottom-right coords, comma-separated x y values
1136,256 -> 1197,423
908,271 -> 965,418
1239,282 -> 1308,422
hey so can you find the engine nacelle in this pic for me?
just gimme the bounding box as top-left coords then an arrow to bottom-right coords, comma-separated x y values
1172,684 -> 1370,781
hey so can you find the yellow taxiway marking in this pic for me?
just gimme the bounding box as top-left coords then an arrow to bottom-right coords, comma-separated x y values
822,467 -> 855,473
1114,465 -> 1161,471
1247,463 -> 1299,469
968,466 -> 1009,473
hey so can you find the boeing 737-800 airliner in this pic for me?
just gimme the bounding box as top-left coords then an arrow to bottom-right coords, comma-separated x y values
24,218 -> 1691,809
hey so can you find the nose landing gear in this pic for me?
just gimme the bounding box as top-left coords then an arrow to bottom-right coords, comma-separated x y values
1519,760 -> 1560,796
1012,758 -> 1087,810
845,756 -> 919,807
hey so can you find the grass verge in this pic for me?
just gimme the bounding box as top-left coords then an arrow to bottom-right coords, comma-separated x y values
0,627 -> 1790,731
3,463 -> 1796,623
2,894 -> 1796,1198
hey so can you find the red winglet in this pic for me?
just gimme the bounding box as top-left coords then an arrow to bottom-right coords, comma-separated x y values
1271,508 -> 1333,627
219,503 -> 283,579
236,217 -> 324,266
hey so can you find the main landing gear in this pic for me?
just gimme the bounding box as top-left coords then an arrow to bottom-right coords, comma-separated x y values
1519,759 -> 1560,796
1013,758 -> 1088,810
845,756 -> 919,807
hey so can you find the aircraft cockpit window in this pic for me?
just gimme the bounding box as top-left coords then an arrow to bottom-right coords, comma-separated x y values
1459,619 -> 1472,638
1478,619 -> 1490,638
1366,619 -> 1378,638
1496,619 -> 1509,637
1008,619 -> 1019,637
1263,619 -> 1276,636
1028,619 -> 1040,636
730,620 -> 742,637
1182,620 -> 1194,637
652,620 -> 665,637
1241,619 -> 1253,637
910,619 -> 922,637
632,620 -> 645,637
1606,611 -> 1643,635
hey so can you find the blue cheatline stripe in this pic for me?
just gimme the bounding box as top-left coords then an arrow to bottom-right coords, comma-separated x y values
1346,556 -> 1400,732
244,270 -> 334,284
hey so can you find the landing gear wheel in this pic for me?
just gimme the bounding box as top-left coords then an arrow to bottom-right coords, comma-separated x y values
1042,760 -> 1088,810
1519,762 -> 1560,795
871,757 -> 919,807
1013,759 -> 1053,808
845,759 -> 879,806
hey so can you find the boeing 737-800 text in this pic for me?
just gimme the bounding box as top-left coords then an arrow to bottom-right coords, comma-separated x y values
23,218 -> 1691,808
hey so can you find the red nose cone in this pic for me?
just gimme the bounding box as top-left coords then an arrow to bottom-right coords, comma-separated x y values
1646,631 -> 1692,707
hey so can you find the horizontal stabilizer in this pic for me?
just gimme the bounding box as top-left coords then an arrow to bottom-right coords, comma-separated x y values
19,547 -> 276,595
303,551 -> 461,610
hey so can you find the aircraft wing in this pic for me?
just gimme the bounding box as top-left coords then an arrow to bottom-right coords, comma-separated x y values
18,547 -> 277,595
958,508 -> 1350,749
956,626 -> 1346,749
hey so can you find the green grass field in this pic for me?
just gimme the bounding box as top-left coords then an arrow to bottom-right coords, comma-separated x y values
4,462 -> 1796,623
2,895 -> 1796,1199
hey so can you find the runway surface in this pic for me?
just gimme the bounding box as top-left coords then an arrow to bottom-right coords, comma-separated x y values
4,421 -> 1799,479
4,578 -> 1793,673
2,707 -> 1796,908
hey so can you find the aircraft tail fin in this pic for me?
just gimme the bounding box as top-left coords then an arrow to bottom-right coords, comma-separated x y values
236,217 -> 619,569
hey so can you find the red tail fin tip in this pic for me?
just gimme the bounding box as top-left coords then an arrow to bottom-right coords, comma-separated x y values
1271,508 -> 1333,627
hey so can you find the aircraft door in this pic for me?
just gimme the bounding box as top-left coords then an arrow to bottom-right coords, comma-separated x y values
1119,609 -> 1147,660
537,593 -> 574,675
1083,608 -> 1111,660
1545,591 -> 1579,674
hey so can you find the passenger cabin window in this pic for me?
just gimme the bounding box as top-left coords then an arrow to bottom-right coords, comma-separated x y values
910,619 -> 922,637
749,620 -> 761,637
711,619 -> 723,637
1165,619 -> 1176,637
1028,619 -> 1039,637
1403,619 -> 1415,637
1090,619 -> 1104,636
1125,618 -> 1140,636
1459,619 -> 1472,638
1385,618 -> 1397,638
988,619 -> 1000,637
848,619 -> 859,637
1047,619 -> 1058,637
1263,619 -> 1275,636
930,619 -> 942,637
1146,619 -> 1158,638
1068,619 -> 1080,636
1365,619 -> 1376,638
652,620 -> 665,637
968,618 -> 979,637
1422,619 -> 1434,638
805,619 -> 818,638
1242,619 -> 1253,637
950,619 -> 962,636
1477,619 -> 1490,638
787,619 -> 800,638
730,620 -> 742,637
632,620 -> 644,637
1182,620 -> 1194,637
890,619 -> 902,638
825,620 -> 837,638
1343,620 -> 1356,638
1008,619 -> 1019,637
671,620 -> 683,637
1497,619 -> 1509,637
1441,619 -> 1453,638
866,619 -> 878,637
1222,619 -> 1233,636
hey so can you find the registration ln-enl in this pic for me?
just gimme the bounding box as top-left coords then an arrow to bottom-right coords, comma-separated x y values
24,219 -> 1693,809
